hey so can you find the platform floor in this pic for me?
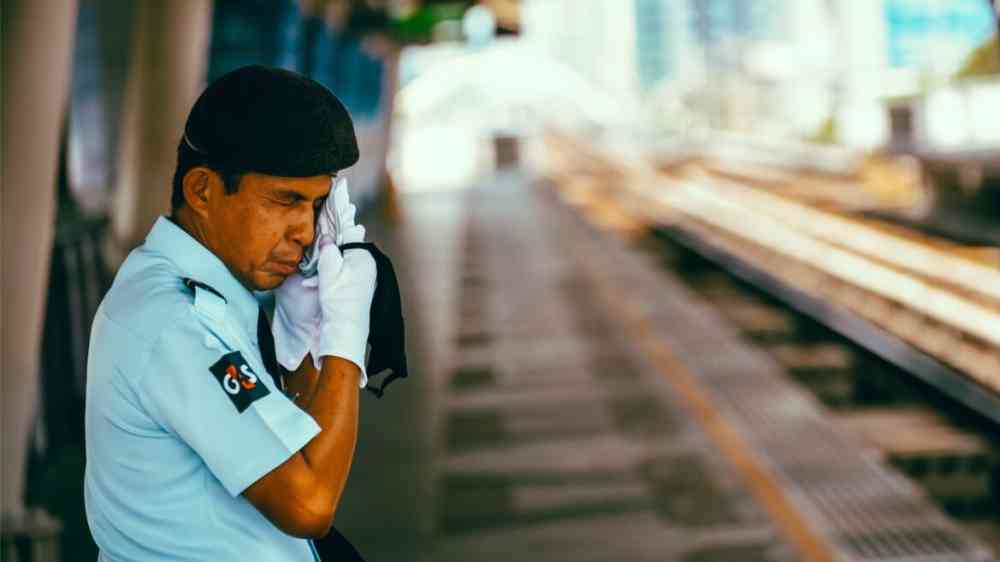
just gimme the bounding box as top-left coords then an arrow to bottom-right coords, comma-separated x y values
333,168 -> 994,562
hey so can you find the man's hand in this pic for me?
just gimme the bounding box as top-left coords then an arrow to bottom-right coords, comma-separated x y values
313,179 -> 374,385
319,177 -> 359,247
314,228 -> 375,387
272,273 -> 320,372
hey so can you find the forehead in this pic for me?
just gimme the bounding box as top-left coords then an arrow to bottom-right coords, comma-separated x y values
241,172 -> 332,197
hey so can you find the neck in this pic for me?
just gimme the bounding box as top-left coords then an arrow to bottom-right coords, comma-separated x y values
171,207 -> 211,252
170,208 -> 256,292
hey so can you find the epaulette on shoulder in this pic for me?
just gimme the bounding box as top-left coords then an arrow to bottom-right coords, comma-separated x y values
182,277 -> 227,322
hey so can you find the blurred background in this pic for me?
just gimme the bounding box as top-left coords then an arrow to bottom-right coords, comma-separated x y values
4,1 -> 1000,561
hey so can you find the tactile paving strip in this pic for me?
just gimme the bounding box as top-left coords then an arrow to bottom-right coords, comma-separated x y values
436,175 -> 786,562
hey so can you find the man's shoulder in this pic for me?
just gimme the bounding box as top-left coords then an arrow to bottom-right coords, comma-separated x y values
99,250 -> 201,345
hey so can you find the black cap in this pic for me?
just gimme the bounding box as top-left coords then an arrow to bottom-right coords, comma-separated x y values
183,65 -> 359,176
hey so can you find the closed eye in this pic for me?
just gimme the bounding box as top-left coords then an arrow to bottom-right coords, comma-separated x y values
268,187 -> 326,210
270,190 -> 306,207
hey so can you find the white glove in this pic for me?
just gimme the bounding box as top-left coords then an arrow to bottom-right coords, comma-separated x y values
272,272 -> 320,371
313,178 -> 375,387
314,229 -> 375,387
327,177 -> 359,246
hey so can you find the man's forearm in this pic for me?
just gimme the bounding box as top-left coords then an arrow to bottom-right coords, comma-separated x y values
296,355 -> 360,515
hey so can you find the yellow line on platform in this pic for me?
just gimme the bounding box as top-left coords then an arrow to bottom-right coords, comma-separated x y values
591,271 -> 838,562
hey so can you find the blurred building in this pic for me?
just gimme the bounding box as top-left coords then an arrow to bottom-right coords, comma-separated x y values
619,0 -> 995,147
522,0 -> 641,115
634,0 -> 674,92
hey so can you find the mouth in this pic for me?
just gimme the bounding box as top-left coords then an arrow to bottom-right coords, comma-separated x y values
270,260 -> 299,276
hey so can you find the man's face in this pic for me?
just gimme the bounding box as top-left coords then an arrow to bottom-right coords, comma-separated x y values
203,171 -> 331,291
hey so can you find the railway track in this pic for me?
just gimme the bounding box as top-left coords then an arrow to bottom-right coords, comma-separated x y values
539,130 -> 1000,557
542,132 -> 1000,422
654,174 -> 1000,406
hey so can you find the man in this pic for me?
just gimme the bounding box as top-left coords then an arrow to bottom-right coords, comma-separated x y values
84,65 -> 373,561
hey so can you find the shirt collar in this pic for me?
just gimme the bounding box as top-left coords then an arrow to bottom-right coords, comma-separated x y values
144,216 -> 261,340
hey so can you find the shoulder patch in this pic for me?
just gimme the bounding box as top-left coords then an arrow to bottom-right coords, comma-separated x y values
209,351 -> 270,413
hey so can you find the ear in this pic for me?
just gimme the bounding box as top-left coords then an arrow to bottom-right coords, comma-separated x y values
182,166 -> 216,218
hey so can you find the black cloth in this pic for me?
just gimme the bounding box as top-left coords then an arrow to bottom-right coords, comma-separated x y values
184,64 -> 359,176
340,242 -> 409,398
313,527 -> 365,562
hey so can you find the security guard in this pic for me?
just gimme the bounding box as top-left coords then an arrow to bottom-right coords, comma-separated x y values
84,65 -> 374,561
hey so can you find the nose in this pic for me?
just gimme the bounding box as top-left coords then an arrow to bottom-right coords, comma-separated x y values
288,205 -> 316,250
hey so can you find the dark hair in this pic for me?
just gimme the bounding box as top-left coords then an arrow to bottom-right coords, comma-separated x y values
170,138 -> 246,211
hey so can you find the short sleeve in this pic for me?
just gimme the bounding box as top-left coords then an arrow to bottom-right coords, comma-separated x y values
137,310 -> 321,496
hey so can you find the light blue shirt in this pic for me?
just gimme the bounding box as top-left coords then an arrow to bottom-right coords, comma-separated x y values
85,217 -> 322,562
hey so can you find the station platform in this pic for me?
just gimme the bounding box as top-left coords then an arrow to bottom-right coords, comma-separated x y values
332,167 -> 995,562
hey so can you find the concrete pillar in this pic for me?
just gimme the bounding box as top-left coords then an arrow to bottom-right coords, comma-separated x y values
110,0 -> 213,257
1,0 -> 79,519
376,47 -> 403,212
